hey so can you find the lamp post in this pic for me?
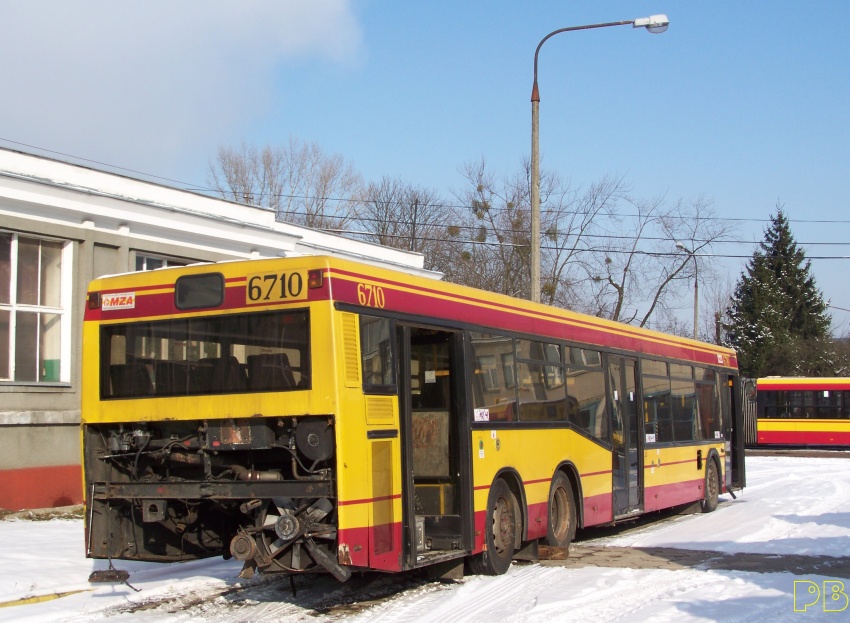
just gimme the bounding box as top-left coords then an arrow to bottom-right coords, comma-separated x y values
676,241 -> 699,340
529,14 -> 669,304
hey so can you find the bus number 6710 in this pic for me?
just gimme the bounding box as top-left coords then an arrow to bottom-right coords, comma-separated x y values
247,272 -> 305,302
357,283 -> 386,308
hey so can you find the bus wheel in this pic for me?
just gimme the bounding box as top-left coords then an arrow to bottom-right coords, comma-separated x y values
471,478 -> 519,575
546,472 -> 576,548
701,459 -> 719,513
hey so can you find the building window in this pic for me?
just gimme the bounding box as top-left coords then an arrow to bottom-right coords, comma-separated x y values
0,232 -> 72,383
135,253 -> 188,271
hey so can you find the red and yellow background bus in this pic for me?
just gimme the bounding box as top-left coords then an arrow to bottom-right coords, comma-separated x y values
82,256 -> 745,580
755,377 -> 850,447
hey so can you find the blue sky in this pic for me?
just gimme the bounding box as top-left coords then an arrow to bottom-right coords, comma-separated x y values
2,1 -> 849,331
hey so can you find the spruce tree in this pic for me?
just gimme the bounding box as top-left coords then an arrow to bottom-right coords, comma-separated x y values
725,209 -> 832,377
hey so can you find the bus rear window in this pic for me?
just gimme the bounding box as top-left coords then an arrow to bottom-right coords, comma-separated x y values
175,273 -> 224,310
100,310 -> 309,398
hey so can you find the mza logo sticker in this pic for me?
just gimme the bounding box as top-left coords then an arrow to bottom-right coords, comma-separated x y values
102,292 -> 136,310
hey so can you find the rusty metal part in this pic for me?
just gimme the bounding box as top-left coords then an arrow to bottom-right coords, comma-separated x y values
230,533 -> 259,561
304,538 -> 351,582
166,451 -> 202,464
274,511 -> 302,542
88,569 -> 130,583
240,499 -> 263,514
90,480 -> 331,500
230,465 -> 283,481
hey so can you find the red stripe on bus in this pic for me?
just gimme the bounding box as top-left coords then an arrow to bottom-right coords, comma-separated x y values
94,275 -> 245,295
326,266 -> 731,350
581,469 -> 612,478
98,283 -> 172,295
581,492 -> 614,526
759,382 -> 850,391
523,477 -> 553,486
329,266 -> 717,355
328,273 -> 734,368
87,276 -> 249,320
643,478 -> 704,512
643,457 -> 701,470
758,430 -> 850,446
86,278 -> 326,321
337,493 -> 402,507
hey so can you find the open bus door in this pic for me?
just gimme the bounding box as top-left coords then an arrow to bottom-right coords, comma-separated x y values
727,375 -> 746,490
610,356 -> 643,517
397,325 -> 472,575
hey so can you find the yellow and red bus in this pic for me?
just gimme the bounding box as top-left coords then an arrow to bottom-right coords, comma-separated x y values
755,377 -> 850,447
82,256 -> 745,580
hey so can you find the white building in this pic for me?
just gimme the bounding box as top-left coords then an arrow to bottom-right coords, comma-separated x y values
0,147 -> 437,510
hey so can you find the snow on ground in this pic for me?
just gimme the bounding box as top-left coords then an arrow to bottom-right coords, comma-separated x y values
596,455 -> 850,557
1,455 -> 849,622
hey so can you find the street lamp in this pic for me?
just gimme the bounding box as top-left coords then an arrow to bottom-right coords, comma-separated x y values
529,14 -> 669,304
676,241 -> 699,340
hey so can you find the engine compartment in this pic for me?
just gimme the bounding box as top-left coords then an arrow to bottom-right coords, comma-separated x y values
84,416 -> 349,579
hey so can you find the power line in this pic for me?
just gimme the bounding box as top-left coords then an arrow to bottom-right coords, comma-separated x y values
4,136 -> 850,236
215,186 -> 850,227
275,208 -> 850,250
327,227 -> 850,260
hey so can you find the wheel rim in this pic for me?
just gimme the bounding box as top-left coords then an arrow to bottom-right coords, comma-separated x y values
491,495 -> 515,555
550,487 -> 569,542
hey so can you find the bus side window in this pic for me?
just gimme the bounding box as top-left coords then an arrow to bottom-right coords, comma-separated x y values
360,315 -> 395,391
469,331 -> 516,422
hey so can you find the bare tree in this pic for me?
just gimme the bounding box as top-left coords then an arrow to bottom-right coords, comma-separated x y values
353,176 -> 453,272
648,307 -> 696,338
654,196 -> 734,333
702,275 -> 735,344
542,173 -> 627,308
577,195 -> 666,322
581,195 -> 733,331
451,159 -> 625,302
451,159 -> 533,296
207,138 -> 361,230
208,139 -> 731,336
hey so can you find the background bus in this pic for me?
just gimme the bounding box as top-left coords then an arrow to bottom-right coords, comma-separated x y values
753,377 -> 850,447
82,256 -> 745,581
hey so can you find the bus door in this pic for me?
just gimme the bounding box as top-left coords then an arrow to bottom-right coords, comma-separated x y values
609,356 -> 643,517
727,374 -> 746,490
397,325 -> 469,569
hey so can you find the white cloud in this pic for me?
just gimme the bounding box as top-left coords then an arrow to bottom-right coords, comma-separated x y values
0,1 -> 362,181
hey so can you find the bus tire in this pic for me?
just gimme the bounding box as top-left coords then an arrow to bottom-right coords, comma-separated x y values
701,458 -> 719,513
546,472 -> 576,548
470,478 -> 519,575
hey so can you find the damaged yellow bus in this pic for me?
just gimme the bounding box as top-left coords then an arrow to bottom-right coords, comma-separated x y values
82,255 -> 745,581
